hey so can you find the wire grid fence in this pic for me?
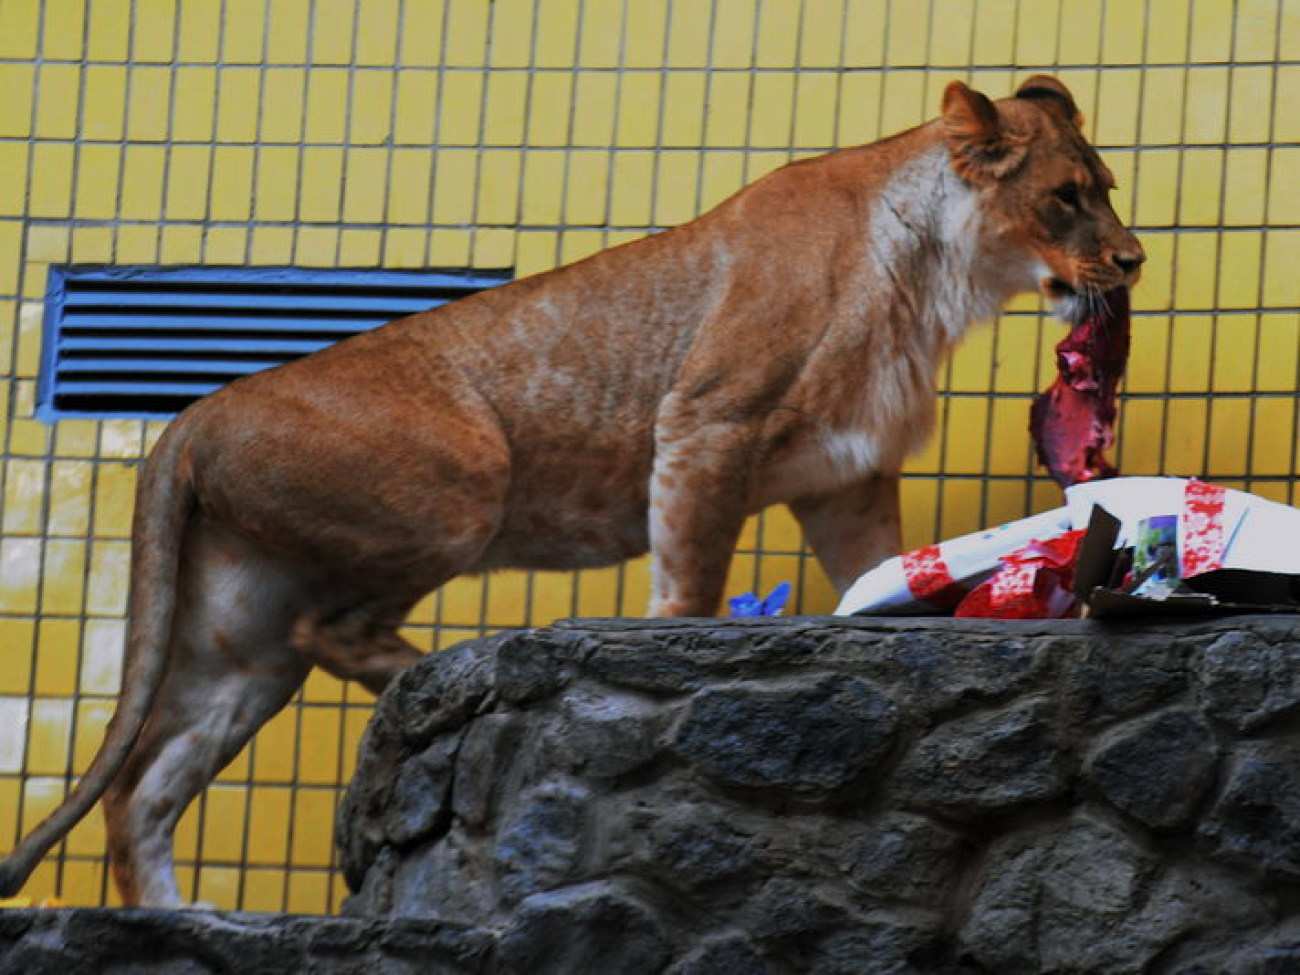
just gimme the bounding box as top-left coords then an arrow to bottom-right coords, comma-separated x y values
0,0 -> 1296,911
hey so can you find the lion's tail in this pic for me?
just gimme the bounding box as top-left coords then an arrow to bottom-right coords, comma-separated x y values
0,420 -> 194,898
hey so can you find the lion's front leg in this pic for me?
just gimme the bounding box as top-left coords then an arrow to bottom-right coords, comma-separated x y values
645,427 -> 752,618
789,474 -> 902,594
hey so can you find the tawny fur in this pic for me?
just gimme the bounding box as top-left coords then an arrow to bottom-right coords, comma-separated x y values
0,77 -> 1142,907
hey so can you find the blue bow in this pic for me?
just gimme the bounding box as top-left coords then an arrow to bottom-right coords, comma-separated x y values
727,581 -> 792,617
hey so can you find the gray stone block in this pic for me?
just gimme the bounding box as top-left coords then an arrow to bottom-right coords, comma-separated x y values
844,812 -> 964,905
495,882 -> 669,975
892,696 -> 1068,814
666,934 -> 774,975
545,686 -> 668,779
744,878 -> 848,942
673,675 -> 898,792
493,782 -> 589,905
1085,708 -> 1219,829
1060,635 -> 1190,727
452,713 -> 526,830
389,638 -> 500,746
1198,627 -> 1300,732
385,730 -> 462,846
808,916 -> 949,975
1200,740 -> 1300,880
642,804 -> 759,890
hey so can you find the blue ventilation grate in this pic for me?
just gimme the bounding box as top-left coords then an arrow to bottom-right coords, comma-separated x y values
39,266 -> 513,419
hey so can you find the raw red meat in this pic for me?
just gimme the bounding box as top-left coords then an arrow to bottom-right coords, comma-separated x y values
1029,286 -> 1131,488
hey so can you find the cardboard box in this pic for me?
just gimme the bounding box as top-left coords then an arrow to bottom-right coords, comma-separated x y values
836,477 -> 1300,620
1073,502 -> 1300,619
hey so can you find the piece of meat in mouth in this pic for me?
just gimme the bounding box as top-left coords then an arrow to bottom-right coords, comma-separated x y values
1029,285 -> 1132,489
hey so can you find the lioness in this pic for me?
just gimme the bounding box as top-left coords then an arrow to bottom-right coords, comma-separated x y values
0,76 -> 1142,907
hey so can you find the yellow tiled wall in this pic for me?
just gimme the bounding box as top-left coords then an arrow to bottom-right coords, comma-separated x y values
1,0 -> 1297,911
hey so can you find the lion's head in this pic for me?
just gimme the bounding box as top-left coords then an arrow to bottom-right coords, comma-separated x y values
941,75 -> 1144,320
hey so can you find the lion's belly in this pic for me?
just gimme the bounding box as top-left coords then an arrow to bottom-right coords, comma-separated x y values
479,518 -> 650,571
475,439 -> 656,571
478,498 -> 652,570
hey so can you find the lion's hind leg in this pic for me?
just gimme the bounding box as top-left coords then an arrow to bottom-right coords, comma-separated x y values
103,520 -> 314,907
103,654 -> 310,907
291,599 -> 425,695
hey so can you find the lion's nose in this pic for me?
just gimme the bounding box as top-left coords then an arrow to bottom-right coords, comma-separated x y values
1112,251 -> 1145,276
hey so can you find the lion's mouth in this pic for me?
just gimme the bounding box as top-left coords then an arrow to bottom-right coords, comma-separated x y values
1045,277 -> 1078,300
1043,276 -> 1090,324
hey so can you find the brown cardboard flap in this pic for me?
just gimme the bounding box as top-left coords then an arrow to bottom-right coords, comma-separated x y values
1085,588 -> 1220,620
1073,504 -> 1122,603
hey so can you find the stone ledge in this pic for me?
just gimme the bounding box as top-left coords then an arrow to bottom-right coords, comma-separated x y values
339,615 -> 1300,974
0,906 -> 494,975
7,617 -> 1300,974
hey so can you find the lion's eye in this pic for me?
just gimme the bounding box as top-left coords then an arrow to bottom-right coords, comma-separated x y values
1053,182 -> 1081,208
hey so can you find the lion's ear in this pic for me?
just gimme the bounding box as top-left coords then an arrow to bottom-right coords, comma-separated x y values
1015,74 -> 1084,129
941,81 -> 1026,181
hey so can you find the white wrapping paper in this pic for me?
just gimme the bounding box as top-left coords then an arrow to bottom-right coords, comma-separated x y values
834,506 -> 1073,615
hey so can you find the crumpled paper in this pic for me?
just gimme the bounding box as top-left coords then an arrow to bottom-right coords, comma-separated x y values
954,529 -> 1088,619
